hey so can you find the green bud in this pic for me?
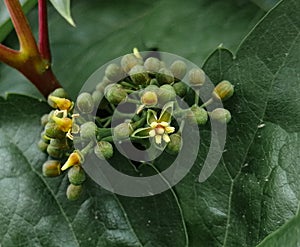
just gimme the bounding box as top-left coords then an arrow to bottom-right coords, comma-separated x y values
42,160 -> 61,177
129,65 -> 149,85
44,122 -> 65,139
212,80 -> 234,101
40,114 -> 49,126
188,68 -> 206,86
166,133 -> 182,155
96,77 -> 111,92
94,141 -> 113,160
170,60 -> 187,80
50,138 -> 69,149
38,139 -> 48,152
144,57 -> 161,73
186,105 -> 208,125
104,84 -> 127,104
210,108 -> 231,124
76,92 -> 94,114
47,88 -> 69,108
144,85 -> 159,92
173,82 -> 188,98
113,122 -> 133,140
41,130 -> 50,143
47,144 -> 65,158
121,54 -> 142,73
92,90 -> 103,105
141,91 -> 158,107
80,121 -> 97,140
156,68 -> 174,84
105,63 -> 124,82
68,165 -> 86,185
157,84 -> 176,105
66,184 -> 82,201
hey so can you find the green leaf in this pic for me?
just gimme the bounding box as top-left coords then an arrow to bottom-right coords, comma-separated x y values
251,0 -> 280,11
49,0 -> 75,26
256,213 -> 300,247
0,0 -> 37,42
0,0 -> 263,98
0,95 -> 188,246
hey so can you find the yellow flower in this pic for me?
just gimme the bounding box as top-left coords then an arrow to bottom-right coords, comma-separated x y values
132,102 -> 175,146
48,95 -> 73,111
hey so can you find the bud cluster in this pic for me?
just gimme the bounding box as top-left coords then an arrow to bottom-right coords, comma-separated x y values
38,49 -> 235,201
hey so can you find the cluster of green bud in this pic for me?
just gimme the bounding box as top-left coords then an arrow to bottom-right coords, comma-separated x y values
38,50 -> 236,203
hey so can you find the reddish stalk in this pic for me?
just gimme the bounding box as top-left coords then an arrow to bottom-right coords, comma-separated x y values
0,0 -> 61,97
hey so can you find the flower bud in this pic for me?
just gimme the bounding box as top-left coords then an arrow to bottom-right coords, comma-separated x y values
141,91 -> 158,107
66,184 -> 82,201
188,68 -> 206,86
170,60 -> 187,80
173,82 -> 188,98
80,121 -> 97,140
144,57 -> 161,73
94,141 -> 113,160
38,139 -> 48,152
166,133 -> 182,155
44,122 -> 65,139
186,105 -> 208,125
41,130 -> 50,143
76,92 -> 94,114
40,114 -> 49,126
92,91 -> 103,105
210,108 -> 231,124
212,80 -> 234,101
129,65 -> 149,85
50,138 -> 69,150
156,68 -> 174,84
61,150 -> 84,171
50,88 -> 69,99
48,95 -> 73,111
52,115 -> 73,132
121,54 -> 142,73
105,63 -> 124,82
104,84 -> 127,105
42,160 -> 61,177
113,122 -> 133,140
157,84 -> 176,105
47,144 -> 65,158
68,165 -> 86,185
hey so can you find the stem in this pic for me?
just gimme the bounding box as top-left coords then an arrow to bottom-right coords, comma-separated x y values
199,98 -> 213,108
38,0 -> 51,61
4,0 -> 39,54
1,0 -> 62,97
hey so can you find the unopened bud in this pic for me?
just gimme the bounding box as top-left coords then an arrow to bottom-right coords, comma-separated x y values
105,63 -> 124,82
141,91 -> 158,107
80,121 -> 97,140
166,133 -> 182,155
170,60 -> 187,80
188,68 -> 206,86
173,82 -> 188,98
76,92 -> 94,114
144,57 -> 161,73
157,84 -> 176,105
68,165 -> 86,185
212,80 -> 234,101
121,54 -> 142,73
66,184 -> 82,201
42,160 -> 61,177
47,144 -> 65,159
40,114 -> 49,126
38,139 -> 48,152
186,105 -> 208,125
210,108 -> 231,124
44,122 -> 65,139
104,84 -> 127,105
113,122 -> 133,140
94,141 -> 114,160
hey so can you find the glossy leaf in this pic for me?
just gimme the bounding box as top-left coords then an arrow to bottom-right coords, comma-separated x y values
49,0 -> 75,26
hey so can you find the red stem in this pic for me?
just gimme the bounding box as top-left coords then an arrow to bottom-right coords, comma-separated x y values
38,0 -> 51,61
0,0 -> 61,97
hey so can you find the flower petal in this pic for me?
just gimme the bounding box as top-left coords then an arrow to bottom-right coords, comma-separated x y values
165,126 -> 175,134
158,102 -> 173,123
147,109 -> 158,125
149,129 -> 156,137
131,127 -> 152,138
155,135 -> 162,144
163,134 -> 171,143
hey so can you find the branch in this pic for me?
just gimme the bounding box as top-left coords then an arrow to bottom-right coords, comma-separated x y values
0,44 -> 21,67
4,0 -> 39,55
38,0 -> 51,61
